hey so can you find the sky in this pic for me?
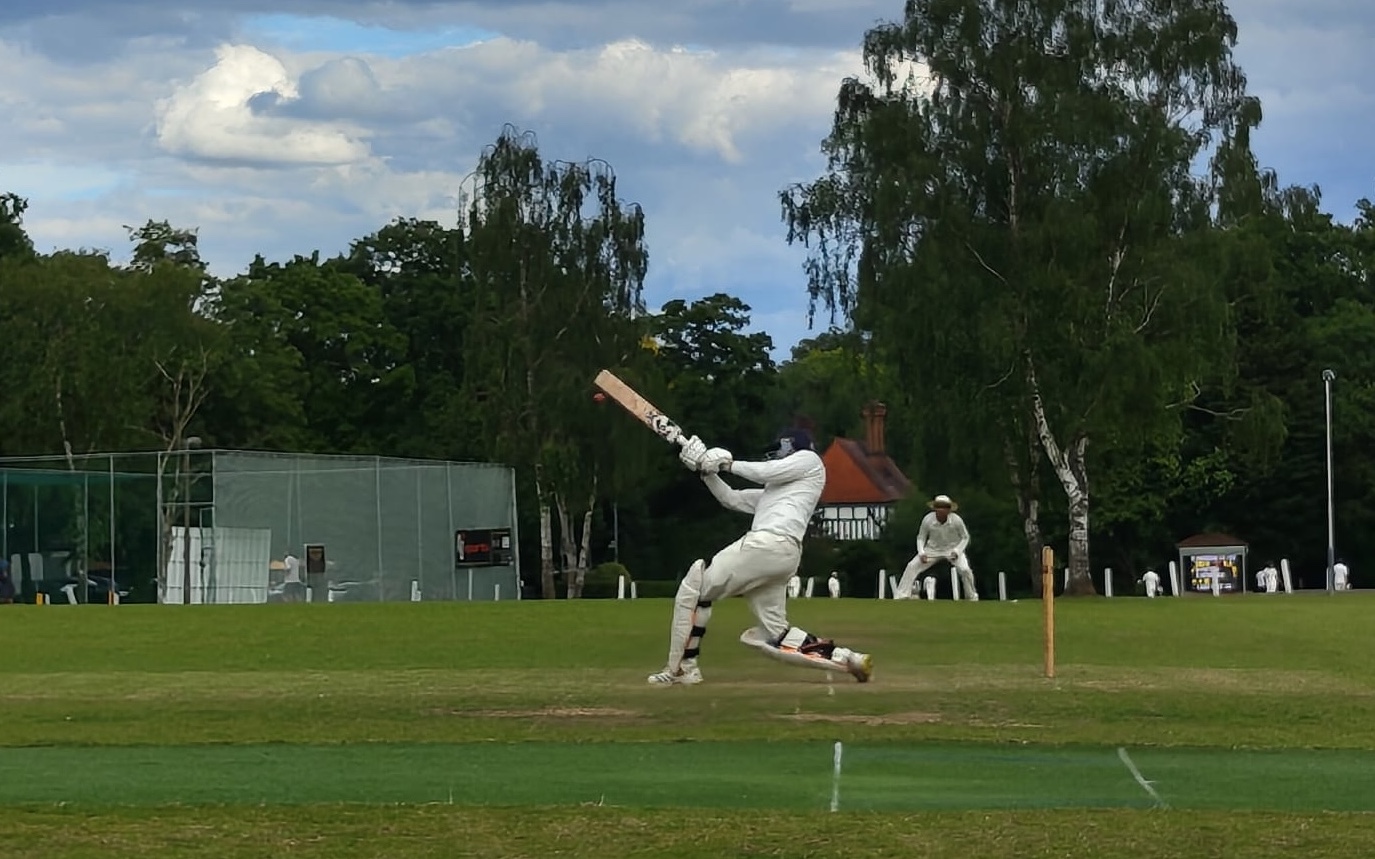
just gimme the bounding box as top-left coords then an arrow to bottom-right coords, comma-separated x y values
2,1 -> 1372,362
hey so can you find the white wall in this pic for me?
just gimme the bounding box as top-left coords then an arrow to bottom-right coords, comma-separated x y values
162,526 -> 273,605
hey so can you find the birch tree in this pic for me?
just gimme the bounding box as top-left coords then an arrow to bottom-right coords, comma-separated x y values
781,0 -> 1264,592
459,126 -> 649,599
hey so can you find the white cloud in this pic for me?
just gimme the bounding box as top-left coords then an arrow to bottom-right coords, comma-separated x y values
1,0 -> 1372,361
154,43 -> 372,166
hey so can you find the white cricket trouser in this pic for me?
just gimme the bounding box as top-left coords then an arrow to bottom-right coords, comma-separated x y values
1145,580 -> 1159,598
666,530 -> 801,671
896,551 -> 976,600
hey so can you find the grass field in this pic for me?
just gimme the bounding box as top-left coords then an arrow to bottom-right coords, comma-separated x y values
4,593 -> 1375,857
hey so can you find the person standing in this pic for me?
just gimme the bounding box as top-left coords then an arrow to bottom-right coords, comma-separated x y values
1333,558 -> 1350,591
282,549 -> 304,602
895,495 -> 977,601
1142,569 -> 1161,598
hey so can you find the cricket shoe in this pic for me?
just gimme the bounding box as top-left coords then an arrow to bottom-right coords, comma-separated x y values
832,648 -> 873,683
647,666 -> 703,686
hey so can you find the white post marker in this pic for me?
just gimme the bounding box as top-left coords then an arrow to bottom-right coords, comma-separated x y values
1104,567 -> 1113,598
805,577 -> 815,598
830,741 -> 844,813
410,580 -> 421,602
1168,561 -> 1181,596
890,574 -> 901,599
1063,567 -> 1069,590
617,575 -> 626,600
631,581 -> 638,599
1211,575 -> 1220,597
1281,559 -> 1294,594
494,583 -> 500,601
998,571 -> 1007,601
950,568 -> 961,601
877,568 -> 886,599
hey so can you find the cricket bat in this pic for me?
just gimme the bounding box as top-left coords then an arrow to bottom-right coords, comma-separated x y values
593,369 -> 689,448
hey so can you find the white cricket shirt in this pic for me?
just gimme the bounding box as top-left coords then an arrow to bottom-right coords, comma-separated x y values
917,511 -> 970,556
702,450 -> 825,543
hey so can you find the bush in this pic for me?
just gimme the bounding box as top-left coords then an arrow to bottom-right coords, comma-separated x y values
581,562 -> 632,599
832,540 -> 894,598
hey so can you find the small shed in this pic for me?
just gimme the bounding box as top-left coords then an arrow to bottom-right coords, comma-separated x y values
1176,532 -> 1249,594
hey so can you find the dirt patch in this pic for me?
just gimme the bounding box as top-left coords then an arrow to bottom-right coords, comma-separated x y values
427,706 -> 641,719
778,711 -> 942,726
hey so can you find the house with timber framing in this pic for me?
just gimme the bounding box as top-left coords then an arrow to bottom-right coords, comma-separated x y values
814,401 -> 912,541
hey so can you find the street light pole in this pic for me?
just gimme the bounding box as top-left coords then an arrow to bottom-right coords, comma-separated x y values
1323,370 -> 1336,595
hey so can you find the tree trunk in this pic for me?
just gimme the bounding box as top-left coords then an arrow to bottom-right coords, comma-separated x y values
556,492 -> 578,599
55,369 -> 90,602
555,481 -> 598,600
535,472 -> 556,599
1064,434 -> 1094,595
1005,418 -> 1044,597
1026,355 -> 1097,596
573,481 -> 596,599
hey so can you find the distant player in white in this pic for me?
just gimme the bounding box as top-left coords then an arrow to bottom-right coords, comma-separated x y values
282,549 -> 303,602
1257,562 -> 1279,594
1142,569 -> 1161,598
895,495 -> 977,600
787,574 -> 801,599
647,428 -> 873,686
827,572 -> 841,599
1333,559 -> 1350,590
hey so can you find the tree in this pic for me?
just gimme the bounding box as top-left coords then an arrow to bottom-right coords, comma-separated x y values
126,220 -> 206,274
0,193 -> 35,263
335,218 -> 479,459
776,328 -> 898,451
458,126 -> 649,599
206,253 -> 409,453
781,0 -> 1267,593
650,293 -> 780,454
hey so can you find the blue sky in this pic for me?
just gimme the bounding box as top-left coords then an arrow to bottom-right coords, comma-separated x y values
1,0 -> 1372,361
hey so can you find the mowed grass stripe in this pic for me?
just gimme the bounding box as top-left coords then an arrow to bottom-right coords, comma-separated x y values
7,806 -> 1375,859
5,595 -> 1375,675
6,596 -> 1375,750
6,741 -> 1375,812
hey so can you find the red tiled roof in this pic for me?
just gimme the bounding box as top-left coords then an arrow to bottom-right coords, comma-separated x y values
819,437 -> 912,505
1176,532 -> 1249,548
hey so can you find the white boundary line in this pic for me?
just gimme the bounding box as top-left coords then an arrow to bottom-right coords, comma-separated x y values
830,741 -> 843,812
1117,747 -> 1168,808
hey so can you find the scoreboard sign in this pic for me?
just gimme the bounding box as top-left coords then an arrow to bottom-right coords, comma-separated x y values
455,528 -> 514,567
1188,553 -> 1241,593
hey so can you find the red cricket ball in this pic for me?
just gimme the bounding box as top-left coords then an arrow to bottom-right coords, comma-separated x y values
593,392 -> 607,403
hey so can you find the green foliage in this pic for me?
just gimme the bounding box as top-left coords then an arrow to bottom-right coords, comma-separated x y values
582,562 -> 632,599
632,579 -> 679,599
0,85 -> 1371,600
782,0 -> 1272,590
0,193 -> 35,263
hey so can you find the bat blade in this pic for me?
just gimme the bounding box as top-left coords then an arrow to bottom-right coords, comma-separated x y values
593,369 -> 688,447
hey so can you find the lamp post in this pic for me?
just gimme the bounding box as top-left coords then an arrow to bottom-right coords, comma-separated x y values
1323,370 -> 1335,595
181,436 -> 202,604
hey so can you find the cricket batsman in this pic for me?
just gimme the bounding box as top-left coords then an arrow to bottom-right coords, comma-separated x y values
646,428 -> 874,686
895,494 -> 977,600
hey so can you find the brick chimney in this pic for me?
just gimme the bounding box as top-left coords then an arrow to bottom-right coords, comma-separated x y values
861,401 -> 887,454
